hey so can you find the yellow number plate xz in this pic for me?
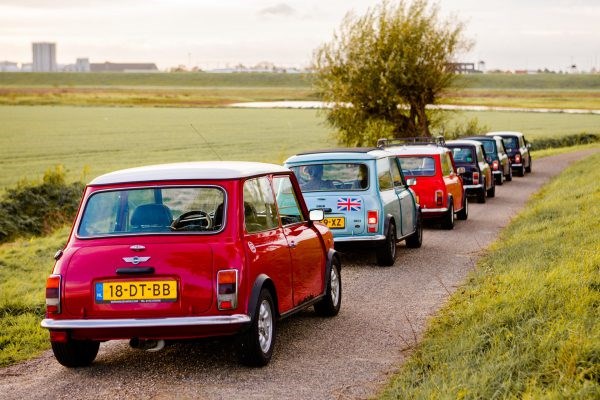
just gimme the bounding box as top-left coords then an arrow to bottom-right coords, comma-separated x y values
323,217 -> 345,229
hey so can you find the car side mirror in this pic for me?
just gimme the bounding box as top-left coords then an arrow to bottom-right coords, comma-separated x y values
406,178 -> 417,187
456,167 -> 465,174
309,209 -> 324,221
526,142 -> 532,149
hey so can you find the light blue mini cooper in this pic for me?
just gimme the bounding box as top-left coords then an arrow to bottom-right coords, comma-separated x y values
284,148 -> 423,266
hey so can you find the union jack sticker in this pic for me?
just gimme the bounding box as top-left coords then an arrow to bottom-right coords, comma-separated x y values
337,197 -> 362,212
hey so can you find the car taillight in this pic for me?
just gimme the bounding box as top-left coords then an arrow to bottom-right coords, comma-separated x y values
217,270 -> 238,310
515,154 -> 521,163
435,190 -> 444,206
45,274 -> 61,314
472,172 -> 480,185
492,160 -> 499,171
367,210 -> 378,233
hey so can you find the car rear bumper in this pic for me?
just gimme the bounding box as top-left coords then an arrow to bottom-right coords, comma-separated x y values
511,163 -> 523,168
421,207 -> 449,214
492,171 -> 503,176
334,234 -> 386,243
463,184 -> 484,190
41,314 -> 251,330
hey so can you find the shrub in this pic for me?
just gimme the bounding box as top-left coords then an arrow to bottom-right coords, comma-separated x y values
529,133 -> 600,151
0,166 -> 84,243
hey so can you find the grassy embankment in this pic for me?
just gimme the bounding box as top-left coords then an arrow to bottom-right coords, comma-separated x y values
380,152 -> 600,398
1,72 -> 599,109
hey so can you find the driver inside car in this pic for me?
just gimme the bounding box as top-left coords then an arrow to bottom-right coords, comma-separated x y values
302,165 -> 334,191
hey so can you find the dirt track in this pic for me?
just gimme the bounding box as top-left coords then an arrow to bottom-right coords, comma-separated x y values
1,149 -> 597,400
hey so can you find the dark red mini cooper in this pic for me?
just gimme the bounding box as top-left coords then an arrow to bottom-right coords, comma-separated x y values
42,162 -> 341,367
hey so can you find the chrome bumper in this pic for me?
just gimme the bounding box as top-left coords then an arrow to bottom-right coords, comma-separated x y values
463,184 -> 484,190
41,315 -> 251,329
421,207 -> 448,213
511,163 -> 523,167
334,234 -> 386,243
492,171 -> 503,176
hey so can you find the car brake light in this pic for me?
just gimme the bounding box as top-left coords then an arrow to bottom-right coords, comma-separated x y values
435,190 -> 444,206
472,172 -> 480,185
217,270 -> 238,310
492,160 -> 499,171
45,274 -> 61,314
367,210 -> 378,233
515,154 -> 521,163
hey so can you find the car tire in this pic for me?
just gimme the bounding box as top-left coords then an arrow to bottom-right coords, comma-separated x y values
237,289 -> 276,367
441,200 -> 454,230
487,180 -> 496,198
496,172 -> 504,186
376,222 -> 397,266
477,179 -> 486,203
314,260 -> 342,317
517,165 -> 525,177
456,196 -> 468,220
405,211 -> 423,248
525,158 -> 532,173
51,339 -> 100,368
506,166 -> 513,182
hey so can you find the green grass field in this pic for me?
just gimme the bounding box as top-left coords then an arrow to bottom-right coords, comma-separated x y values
1,106 -> 599,188
380,152 -> 600,398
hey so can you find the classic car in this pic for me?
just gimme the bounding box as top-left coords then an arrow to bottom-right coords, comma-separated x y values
464,135 -> 512,184
378,138 -> 468,230
445,140 -> 495,203
42,161 -> 341,367
486,131 -> 532,177
284,148 -> 422,266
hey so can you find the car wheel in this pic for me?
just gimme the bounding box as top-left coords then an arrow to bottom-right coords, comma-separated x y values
237,289 -> 276,367
314,259 -> 342,317
376,222 -> 397,266
517,165 -> 525,177
487,180 -> 496,198
51,339 -> 99,368
477,179 -> 486,203
441,200 -> 454,230
405,211 -> 423,248
506,166 -> 513,182
496,173 -> 504,186
456,195 -> 468,220
525,158 -> 532,173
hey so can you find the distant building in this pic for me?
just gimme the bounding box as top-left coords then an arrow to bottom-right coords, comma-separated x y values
75,58 -> 90,72
90,62 -> 159,73
0,61 -> 19,72
32,42 -> 57,72
447,62 -> 482,74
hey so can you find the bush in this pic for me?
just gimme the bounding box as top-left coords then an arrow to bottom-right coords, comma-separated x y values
529,133 -> 600,151
0,165 -> 84,243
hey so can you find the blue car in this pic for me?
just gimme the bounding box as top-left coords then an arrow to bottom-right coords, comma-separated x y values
284,148 -> 422,266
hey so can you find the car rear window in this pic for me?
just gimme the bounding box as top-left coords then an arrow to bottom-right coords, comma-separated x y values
481,140 -> 496,154
77,186 -> 225,237
450,147 -> 475,163
290,163 -> 368,192
502,137 -> 519,150
398,156 -> 436,176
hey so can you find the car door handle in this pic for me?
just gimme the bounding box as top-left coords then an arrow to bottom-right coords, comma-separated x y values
288,240 -> 297,249
116,267 -> 155,275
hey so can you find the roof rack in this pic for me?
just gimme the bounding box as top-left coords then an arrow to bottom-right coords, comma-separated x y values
377,136 -> 446,148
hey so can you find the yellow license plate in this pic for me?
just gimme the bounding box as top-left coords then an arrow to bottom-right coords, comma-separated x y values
95,280 -> 177,303
323,217 -> 345,229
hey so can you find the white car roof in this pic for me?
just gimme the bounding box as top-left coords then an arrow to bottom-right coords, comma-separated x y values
486,131 -> 524,137
384,145 -> 447,156
89,161 -> 290,185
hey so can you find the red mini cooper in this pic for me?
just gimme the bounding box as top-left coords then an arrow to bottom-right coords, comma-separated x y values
379,139 -> 468,229
42,162 -> 341,367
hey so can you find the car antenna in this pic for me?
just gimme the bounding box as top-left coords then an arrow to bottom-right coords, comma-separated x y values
190,123 -> 223,161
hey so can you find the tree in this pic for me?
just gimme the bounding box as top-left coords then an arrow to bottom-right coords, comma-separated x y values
312,0 -> 472,145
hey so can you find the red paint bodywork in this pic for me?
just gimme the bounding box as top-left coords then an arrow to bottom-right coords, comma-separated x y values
44,172 -> 334,342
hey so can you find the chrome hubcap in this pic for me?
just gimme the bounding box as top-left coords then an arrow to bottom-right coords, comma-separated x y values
257,299 -> 273,353
330,267 -> 340,307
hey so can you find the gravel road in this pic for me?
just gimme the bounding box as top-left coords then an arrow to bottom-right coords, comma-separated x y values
1,149 -> 597,400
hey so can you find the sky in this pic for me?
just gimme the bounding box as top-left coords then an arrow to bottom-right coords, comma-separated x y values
1,0 -> 599,72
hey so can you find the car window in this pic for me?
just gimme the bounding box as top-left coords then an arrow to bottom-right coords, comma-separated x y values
243,177 -> 279,233
377,158 -> 393,191
389,158 -> 404,187
273,175 -> 305,226
399,156 -> 436,176
78,186 -> 225,237
451,147 -> 474,163
502,137 -> 519,150
290,163 -> 368,192
481,140 -> 496,155
441,153 -> 454,176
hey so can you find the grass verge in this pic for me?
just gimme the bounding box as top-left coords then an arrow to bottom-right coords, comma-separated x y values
0,227 -> 68,367
379,152 -> 600,398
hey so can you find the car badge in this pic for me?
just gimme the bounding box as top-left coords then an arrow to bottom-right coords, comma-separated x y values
247,241 -> 256,254
123,256 -> 150,265
130,245 -> 146,252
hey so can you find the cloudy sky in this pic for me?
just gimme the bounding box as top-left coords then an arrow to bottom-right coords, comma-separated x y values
1,0 -> 599,71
